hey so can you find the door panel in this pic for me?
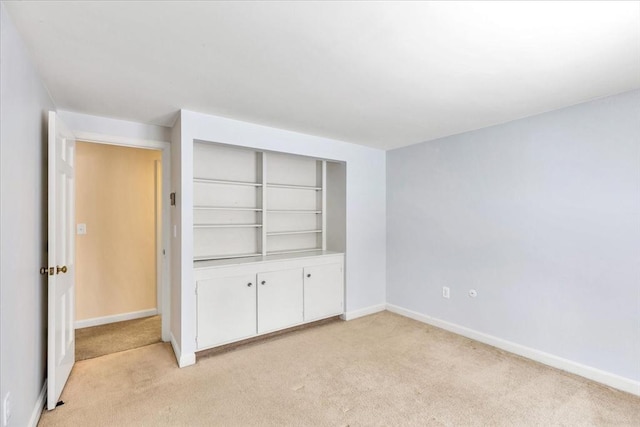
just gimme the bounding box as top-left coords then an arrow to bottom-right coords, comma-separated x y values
303,263 -> 344,321
48,111 -> 76,410
196,274 -> 257,348
257,268 -> 303,334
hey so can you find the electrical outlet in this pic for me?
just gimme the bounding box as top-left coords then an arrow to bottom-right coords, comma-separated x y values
3,392 -> 11,426
442,286 -> 450,299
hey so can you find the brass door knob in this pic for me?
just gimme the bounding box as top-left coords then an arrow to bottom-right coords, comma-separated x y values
56,265 -> 68,274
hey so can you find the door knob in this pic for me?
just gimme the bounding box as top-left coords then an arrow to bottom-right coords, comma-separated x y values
247,282 -> 253,287
306,274 -> 311,278
261,280 -> 266,285
40,267 -> 48,275
56,265 -> 67,274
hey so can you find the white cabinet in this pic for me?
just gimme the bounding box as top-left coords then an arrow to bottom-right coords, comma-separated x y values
196,274 -> 257,349
194,252 -> 344,351
257,269 -> 303,334
303,263 -> 344,322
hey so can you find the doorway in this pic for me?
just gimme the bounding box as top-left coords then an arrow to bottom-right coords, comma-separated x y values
73,139 -> 169,359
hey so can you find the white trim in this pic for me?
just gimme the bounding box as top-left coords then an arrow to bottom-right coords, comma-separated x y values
28,380 -> 46,427
340,303 -> 386,321
386,304 -> 640,396
73,131 -> 168,150
74,309 -> 157,329
70,131 -> 171,343
170,333 -> 196,368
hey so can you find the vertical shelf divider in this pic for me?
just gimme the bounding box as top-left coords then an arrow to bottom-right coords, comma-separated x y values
261,152 -> 268,256
321,160 -> 327,251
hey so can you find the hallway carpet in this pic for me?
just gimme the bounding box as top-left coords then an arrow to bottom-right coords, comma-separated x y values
75,315 -> 161,361
42,312 -> 639,426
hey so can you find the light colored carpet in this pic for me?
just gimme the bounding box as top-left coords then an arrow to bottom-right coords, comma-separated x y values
41,312 -> 639,426
75,315 -> 161,361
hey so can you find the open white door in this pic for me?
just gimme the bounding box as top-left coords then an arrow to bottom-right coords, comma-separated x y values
47,111 -> 76,410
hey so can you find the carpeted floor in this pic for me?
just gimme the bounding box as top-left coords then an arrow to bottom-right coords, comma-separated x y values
41,312 -> 639,426
75,315 -> 161,361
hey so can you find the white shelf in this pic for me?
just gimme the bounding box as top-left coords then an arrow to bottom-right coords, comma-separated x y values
267,229 -> 322,236
266,248 -> 321,256
194,178 -> 262,187
267,210 -> 321,214
194,224 -> 262,229
194,206 -> 262,211
267,183 -> 321,191
194,253 -> 262,261
193,143 -> 330,261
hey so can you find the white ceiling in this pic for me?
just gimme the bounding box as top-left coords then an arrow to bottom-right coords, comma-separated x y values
5,1 -> 640,150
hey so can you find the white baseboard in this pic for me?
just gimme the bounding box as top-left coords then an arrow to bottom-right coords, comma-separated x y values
75,308 -> 158,329
170,332 -> 196,368
340,303 -> 386,321
386,304 -> 640,396
28,380 -> 47,427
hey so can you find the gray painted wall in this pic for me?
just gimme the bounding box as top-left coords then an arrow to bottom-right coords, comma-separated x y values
387,90 -> 640,382
1,3 -> 56,425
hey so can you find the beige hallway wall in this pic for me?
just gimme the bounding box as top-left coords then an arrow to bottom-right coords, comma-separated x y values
76,141 -> 161,322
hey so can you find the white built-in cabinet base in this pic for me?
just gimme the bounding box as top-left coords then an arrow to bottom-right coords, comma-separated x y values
194,251 -> 344,351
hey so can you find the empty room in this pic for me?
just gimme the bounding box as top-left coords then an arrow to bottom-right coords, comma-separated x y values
1,1 -> 638,426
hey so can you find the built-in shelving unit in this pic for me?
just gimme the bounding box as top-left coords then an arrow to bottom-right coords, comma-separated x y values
191,141 -> 347,355
193,142 -> 333,261
193,142 -> 264,261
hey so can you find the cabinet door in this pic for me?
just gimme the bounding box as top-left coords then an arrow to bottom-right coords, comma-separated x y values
196,274 -> 257,349
304,263 -> 344,321
257,268 -> 303,334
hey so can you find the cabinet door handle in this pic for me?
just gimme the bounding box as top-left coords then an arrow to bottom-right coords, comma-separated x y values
247,282 -> 253,287
306,273 -> 311,278
261,280 -> 266,285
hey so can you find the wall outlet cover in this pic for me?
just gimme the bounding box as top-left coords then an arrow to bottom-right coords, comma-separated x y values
77,223 -> 87,235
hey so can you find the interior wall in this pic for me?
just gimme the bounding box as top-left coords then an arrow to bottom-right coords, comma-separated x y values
0,4 -> 56,426
326,161 -> 347,253
58,110 -> 171,143
170,115 -> 182,349
75,142 -> 161,322
387,90 -> 640,383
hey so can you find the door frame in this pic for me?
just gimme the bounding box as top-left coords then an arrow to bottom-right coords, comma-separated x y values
73,131 -> 171,342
